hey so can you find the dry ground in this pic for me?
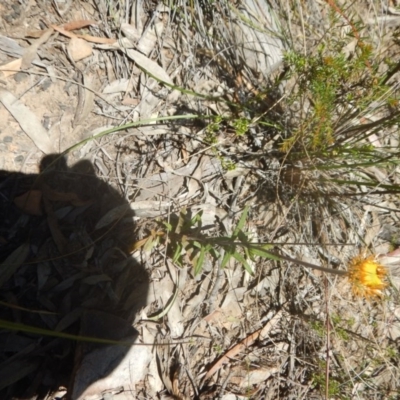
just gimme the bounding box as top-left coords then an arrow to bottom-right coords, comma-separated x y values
1,1 -> 400,399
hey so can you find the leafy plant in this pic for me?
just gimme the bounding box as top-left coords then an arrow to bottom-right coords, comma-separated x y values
133,206 -> 278,276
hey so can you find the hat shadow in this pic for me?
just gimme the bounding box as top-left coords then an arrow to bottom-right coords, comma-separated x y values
0,154 -> 148,399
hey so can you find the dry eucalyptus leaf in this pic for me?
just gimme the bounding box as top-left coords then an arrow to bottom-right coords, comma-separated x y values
62,19 -> 97,31
0,243 -> 30,287
0,35 -> 47,69
13,190 -> 43,216
73,74 -> 95,126
0,88 -> 56,154
121,19 -> 164,56
21,28 -> 53,69
123,48 -> 173,85
0,58 -> 22,77
77,35 -> 116,44
67,37 -> 92,61
102,78 -> 131,94
72,340 -> 152,400
95,204 -> 131,230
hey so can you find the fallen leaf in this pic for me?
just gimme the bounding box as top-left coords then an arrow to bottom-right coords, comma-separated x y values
21,28 -> 53,69
52,24 -> 117,44
203,311 -> 282,381
0,243 -> 30,287
0,58 -> 22,77
43,197 -> 67,254
73,73 -> 94,125
0,34 -> 47,69
62,20 -> 97,31
102,78 -> 131,94
0,88 -> 56,154
95,204 -> 131,230
76,34 -> 116,44
26,30 -> 48,38
123,48 -> 173,85
41,183 -> 92,207
51,24 -> 78,38
14,190 -> 43,216
67,37 -> 92,61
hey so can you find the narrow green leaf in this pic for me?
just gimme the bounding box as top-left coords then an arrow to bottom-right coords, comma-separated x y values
194,246 -> 206,276
0,318 -> 135,346
232,206 -> 249,239
175,208 -> 187,234
192,240 -> 202,249
220,249 -> 233,269
249,246 -> 281,260
232,251 -> 254,276
237,230 -> 249,244
163,221 -> 173,232
143,235 -> 156,253
172,242 -> 182,264
190,211 -> 202,226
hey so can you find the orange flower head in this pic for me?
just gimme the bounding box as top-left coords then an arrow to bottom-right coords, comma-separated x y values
347,255 -> 387,298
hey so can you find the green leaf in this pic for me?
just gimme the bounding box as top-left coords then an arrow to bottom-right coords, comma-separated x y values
220,249 -> 233,269
232,251 -> 254,276
190,211 -> 202,226
0,319 -> 136,346
163,221 -> 173,232
232,206 -> 249,239
192,240 -> 202,249
237,230 -> 249,244
172,242 -> 182,264
209,247 -> 219,259
176,208 -> 187,234
248,246 -> 280,261
143,235 -> 157,253
193,246 -> 206,276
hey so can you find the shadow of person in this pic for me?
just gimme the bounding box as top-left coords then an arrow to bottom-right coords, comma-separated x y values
0,154 -> 148,400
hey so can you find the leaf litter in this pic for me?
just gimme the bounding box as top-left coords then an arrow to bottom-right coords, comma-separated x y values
0,0 -> 399,399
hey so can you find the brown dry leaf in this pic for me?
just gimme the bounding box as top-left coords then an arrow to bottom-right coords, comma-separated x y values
41,183 -> 92,207
26,30 -> 48,39
14,190 -> 43,216
53,23 -> 116,44
0,34 -> 47,69
43,196 -> 68,254
62,19 -> 97,31
21,28 -> 54,70
0,58 -> 22,77
229,365 -> 279,391
0,88 -> 56,154
76,34 -> 116,44
77,74 -> 95,122
51,24 -> 78,39
204,311 -> 282,381
0,31 -> 51,76
67,37 -> 92,61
